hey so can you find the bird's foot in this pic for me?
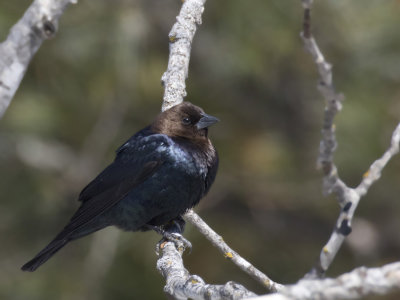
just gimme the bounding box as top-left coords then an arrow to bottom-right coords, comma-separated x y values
153,227 -> 192,255
161,231 -> 192,253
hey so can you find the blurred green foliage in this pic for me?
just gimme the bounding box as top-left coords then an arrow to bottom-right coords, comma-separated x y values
1,0 -> 400,299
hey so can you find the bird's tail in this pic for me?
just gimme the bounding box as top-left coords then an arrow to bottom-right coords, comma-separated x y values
21,238 -> 69,272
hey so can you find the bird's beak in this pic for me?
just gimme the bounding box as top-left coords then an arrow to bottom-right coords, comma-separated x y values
196,113 -> 219,129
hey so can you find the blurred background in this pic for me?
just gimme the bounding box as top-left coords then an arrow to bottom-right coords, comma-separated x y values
1,0 -> 400,299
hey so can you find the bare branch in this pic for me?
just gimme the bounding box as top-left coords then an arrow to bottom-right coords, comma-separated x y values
161,0 -> 207,112
0,0 -> 76,119
300,0 -> 354,278
248,262 -> 400,300
300,3 -> 345,199
300,0 -> 400,279
157,241 -> 257,300
184,210 -> 284,293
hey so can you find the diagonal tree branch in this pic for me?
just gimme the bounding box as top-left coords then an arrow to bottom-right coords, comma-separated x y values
184,210 -> 284,292
0,0 -> 76,119
356,123 -> 400,197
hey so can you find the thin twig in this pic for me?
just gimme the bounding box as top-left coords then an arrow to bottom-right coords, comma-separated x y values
0,0 -> 76,118
356,123 -> 400,197
161,0 -> 207,112
184,210 -> 284,292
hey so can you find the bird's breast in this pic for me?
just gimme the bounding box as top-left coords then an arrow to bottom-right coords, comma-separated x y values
166,142 -> 207,178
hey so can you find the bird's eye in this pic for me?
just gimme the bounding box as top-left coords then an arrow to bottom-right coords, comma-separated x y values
182,117 -> 191,125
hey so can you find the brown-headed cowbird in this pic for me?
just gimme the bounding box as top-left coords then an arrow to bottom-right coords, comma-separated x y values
21,102 -> 218,272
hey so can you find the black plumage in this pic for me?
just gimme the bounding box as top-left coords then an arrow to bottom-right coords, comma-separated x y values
21,102 -> 218,272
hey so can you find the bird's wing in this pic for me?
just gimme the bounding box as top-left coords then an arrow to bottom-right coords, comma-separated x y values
63,134 -> 170,235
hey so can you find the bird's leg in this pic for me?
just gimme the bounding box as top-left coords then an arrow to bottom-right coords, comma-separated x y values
163,216 -> 192,251
164,215 -> 186,234
152,216 -> 192,254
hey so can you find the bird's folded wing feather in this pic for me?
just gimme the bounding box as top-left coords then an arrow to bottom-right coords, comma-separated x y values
62,134 -> 170,235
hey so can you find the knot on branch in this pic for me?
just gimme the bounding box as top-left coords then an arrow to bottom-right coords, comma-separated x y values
337,219 -> 352,236
33,17 -> 58,39
42,18 -> 57,38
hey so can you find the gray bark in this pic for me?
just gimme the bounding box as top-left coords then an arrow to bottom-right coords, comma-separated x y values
0,0 -> 75,118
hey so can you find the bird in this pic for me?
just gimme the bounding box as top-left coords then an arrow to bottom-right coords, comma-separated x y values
21,101 -> 219,272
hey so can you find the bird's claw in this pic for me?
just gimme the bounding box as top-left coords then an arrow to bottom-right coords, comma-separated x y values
166,232 -> 192,252
156,232 -> 192,255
